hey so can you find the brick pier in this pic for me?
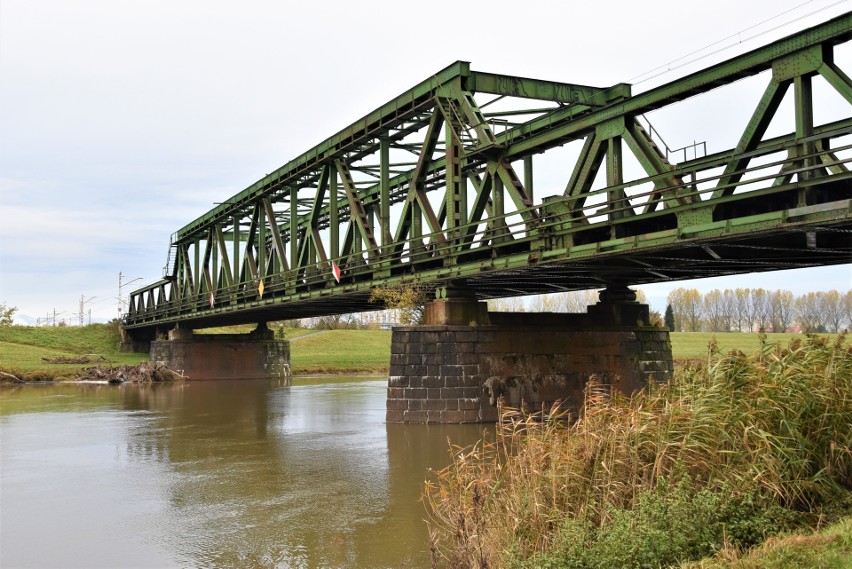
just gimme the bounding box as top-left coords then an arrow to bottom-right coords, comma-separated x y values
387,287 -> 672,423
150,324 -> 291,381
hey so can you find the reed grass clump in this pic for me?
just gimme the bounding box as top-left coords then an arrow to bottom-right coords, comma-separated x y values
423,334 -> 852,568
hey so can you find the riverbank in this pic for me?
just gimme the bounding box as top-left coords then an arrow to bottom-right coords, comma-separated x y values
0,324 -> 394,380
0,323 -> 147,381
0,324 -> 842,382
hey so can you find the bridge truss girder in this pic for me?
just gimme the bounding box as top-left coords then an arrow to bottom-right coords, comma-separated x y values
126,13 -> 852,332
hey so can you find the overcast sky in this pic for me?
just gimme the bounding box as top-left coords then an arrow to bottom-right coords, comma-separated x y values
1,0 -> 850,324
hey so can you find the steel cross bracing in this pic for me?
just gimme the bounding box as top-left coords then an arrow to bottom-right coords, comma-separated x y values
125,13 -> 852,332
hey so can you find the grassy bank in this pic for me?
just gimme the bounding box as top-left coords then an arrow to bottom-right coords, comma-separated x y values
0,324 -> 393,379
684,515 -> 852,568
424,334 -> 852,568
0,323 -> 147,380
0,325 -> 842,380
289,329 -> 392,374
171,326 -> 391,374
669,331 -> 837,360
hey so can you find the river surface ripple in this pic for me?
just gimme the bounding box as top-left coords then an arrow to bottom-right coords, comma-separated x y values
0,377 -> 487,569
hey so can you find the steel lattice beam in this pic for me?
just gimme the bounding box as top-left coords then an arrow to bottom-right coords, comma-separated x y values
125,13 -> 852,333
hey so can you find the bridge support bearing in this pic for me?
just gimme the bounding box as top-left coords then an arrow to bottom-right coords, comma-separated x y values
387,289 -> 672,423
150,324 -> 291,381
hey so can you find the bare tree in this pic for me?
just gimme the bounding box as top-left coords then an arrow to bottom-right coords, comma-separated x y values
528,293 -> 559,312
795,292 -> 824,333
722,289 -> 737,331
488,296 -> 526,312
704,289 -> 726,332
769,289 -> 795,332
752,288 -> 770,331
668,288 -> 703,332
844,290 -> 852,332
555,290 -> 600,313
735,288 -> 752,332
821,290 -> 844,333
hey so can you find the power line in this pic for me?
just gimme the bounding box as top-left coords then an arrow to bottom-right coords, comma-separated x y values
627,0 -> 848,86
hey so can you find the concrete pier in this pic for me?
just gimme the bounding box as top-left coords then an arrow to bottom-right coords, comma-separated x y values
386,286 -> 672,423
150,324 -> 291,381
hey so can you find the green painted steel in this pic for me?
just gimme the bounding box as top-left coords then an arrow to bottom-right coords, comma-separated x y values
125,14 -> 852,333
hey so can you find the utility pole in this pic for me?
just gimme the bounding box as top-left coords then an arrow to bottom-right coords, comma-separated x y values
117,272 -> 143,321
77,295 -> 96,326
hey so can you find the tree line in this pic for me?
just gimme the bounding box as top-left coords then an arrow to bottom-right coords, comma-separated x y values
486,287 -> 851,333
667,288 -> 852,333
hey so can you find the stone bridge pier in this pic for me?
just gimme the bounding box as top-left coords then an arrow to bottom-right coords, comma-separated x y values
139,323 -> 291,381
386,284 -> 672,423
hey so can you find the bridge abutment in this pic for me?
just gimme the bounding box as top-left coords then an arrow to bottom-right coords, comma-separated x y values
387,287 -> 672,423
149,324 -> 291,381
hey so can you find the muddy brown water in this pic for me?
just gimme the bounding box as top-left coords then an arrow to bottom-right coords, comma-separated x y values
0,377 -> 487,568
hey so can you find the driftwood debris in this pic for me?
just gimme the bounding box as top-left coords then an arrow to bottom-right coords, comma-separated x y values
76,362 -> 187,383
0,371 -> 24,383
42,355 -> 109,365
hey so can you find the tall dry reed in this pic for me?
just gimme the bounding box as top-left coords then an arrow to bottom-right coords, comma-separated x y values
424,334 -> 852,568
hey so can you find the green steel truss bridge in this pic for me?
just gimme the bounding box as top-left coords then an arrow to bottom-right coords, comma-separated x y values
125,14 -> 852,335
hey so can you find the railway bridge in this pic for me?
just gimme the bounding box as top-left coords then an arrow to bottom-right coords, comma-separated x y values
124,14 -> 852,422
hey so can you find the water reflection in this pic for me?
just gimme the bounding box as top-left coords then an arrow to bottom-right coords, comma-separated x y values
0,378 -> 485,568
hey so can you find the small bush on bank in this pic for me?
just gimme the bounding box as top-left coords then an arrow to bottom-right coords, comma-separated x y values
424,334 -> 852,568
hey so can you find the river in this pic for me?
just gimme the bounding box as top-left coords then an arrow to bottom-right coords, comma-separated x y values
0,377 -> 488,568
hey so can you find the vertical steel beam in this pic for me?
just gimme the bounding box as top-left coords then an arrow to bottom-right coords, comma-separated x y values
524,155 -> 534,204
193,240 -> 200,296
232,216 -> 240,287
380,136 -> 391,252
491,165 -> 508,242
330,169 -> 338,263
445,122 -> 465,240
290,187 -> 298,276
606,137 -> 628,225
795,74 -> 816,182
411,198 -> 423,251
211,231 -> 218,292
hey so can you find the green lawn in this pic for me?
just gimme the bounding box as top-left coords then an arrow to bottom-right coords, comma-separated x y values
289,329 -> 392,374
670,331 -> 839,360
